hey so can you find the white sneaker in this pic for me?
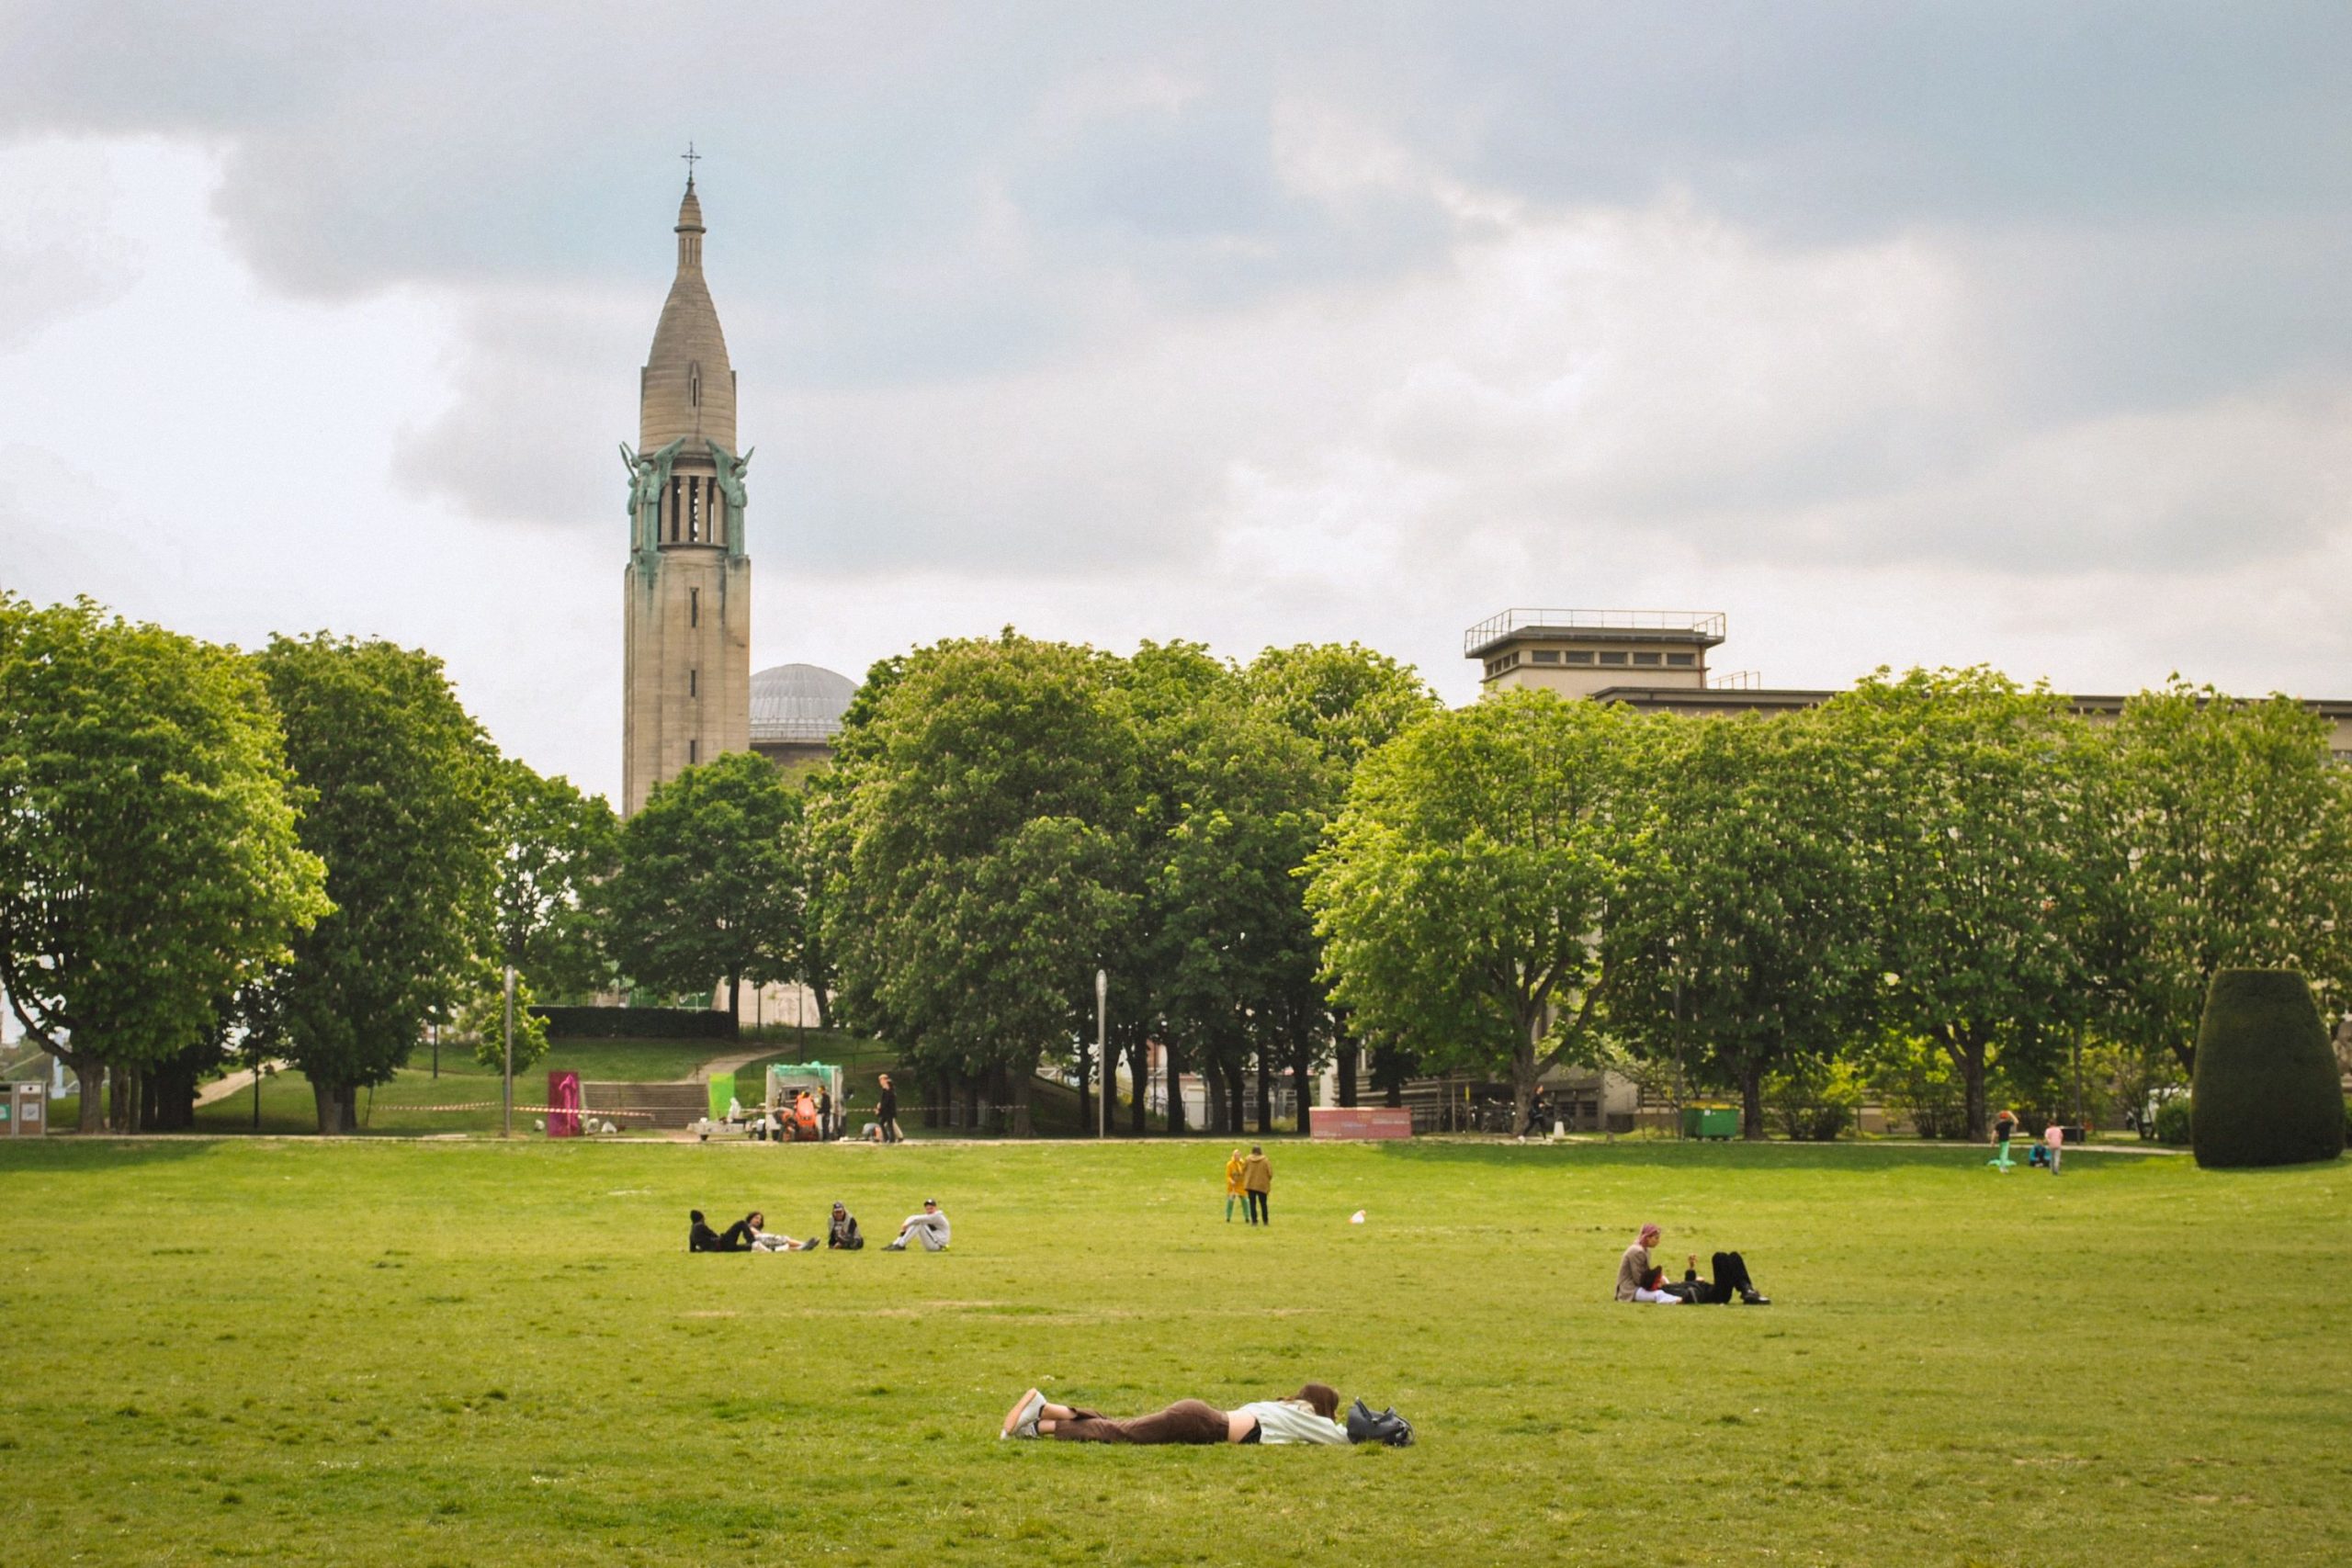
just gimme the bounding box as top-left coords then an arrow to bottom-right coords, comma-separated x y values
1001,1389 -> 1046,1440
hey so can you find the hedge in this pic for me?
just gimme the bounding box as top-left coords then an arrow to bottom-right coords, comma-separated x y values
2189,969 -> 2346,1168
531,1006 -> 737,1041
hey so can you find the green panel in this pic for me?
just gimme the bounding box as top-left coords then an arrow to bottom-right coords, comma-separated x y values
707,1072 -> 736,1122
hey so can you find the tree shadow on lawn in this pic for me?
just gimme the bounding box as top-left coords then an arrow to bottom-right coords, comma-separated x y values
0,1137 -> 227,1173
1362,1138 -> 2173,1173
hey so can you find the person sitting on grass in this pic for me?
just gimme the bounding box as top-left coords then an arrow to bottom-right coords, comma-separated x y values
689,1209 -> 755,1253
826,1201 -> 865,1250
1615,1223 -> 1680,1303
881,1198 -> 951,1251
1001,1382 -> 1366,1445
747,1212 -> 817,1252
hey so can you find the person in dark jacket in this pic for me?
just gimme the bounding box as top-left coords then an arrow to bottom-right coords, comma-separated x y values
827,1201 -> 865,1250
689,1209 -> 754,1253
876,1073 -> 902,1144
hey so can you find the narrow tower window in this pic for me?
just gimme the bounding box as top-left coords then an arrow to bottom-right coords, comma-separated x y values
689,739 -> 699,765
688,360 -> 702,409
690,588 -> 700,626
689,668 -> 697,698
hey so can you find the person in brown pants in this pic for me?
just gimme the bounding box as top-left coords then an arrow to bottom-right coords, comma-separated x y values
1001,1383 -> 1346,1445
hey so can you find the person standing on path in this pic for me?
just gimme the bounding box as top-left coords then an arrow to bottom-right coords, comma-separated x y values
876,1073 -> 902,1144
2042,1121 -> 2064,1175
1241,1145 -> 1272,1225
1224,1148 -> 1246,1223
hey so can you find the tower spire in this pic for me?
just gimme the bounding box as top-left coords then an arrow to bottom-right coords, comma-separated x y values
681,140 -> 701,189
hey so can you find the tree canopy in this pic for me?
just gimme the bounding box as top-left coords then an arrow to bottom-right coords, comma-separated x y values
0,596 -> 329,1131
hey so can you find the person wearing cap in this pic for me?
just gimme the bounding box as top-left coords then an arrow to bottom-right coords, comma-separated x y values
1000,1382 -> 1352,1446
1615,1223 -> 1680,1303
826,1201 -> 865,1250
882,1198 -> 951,1251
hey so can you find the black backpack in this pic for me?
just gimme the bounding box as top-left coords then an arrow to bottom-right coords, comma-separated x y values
1346,1397 -> 1415,1448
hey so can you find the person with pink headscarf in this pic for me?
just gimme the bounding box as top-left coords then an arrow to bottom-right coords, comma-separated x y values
1615,1223 -> 1681,1303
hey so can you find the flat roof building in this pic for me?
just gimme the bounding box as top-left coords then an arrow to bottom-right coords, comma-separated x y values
1467,607 -> 2352,755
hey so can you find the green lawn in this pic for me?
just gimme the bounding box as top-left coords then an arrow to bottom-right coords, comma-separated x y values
2,1138 -> 2344,1566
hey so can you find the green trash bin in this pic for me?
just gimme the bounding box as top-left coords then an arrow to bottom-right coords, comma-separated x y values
1682,1106 -> 1738,1140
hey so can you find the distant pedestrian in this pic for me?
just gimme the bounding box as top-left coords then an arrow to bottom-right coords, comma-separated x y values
1992,1108 -> 2018,1155
876,1073 -> 903,1144
1242,1145 -> 1272,1225
1522,1087 -> 1552,1139
820,1088 -> 834,1141
1224,1148 -> 1246,1223
2043,1122 -> 2064,1175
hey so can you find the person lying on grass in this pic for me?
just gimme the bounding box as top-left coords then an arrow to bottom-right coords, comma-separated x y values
999,1382 -> 1410,1446
689,1209 -> 755,1252
747,1212 -> 818,1252
1614,1224 -> 1769,1304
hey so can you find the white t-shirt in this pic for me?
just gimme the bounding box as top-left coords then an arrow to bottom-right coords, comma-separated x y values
1236,1400 -> 1348,1446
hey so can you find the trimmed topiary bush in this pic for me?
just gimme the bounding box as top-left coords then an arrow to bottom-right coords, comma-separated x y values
2154,1096 -> 2192,1146
2189,969 -> 2346,1168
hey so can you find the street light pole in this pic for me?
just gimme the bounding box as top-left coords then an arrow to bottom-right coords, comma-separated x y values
502,964 -> 515,1141
1095,968 -> 1109,1139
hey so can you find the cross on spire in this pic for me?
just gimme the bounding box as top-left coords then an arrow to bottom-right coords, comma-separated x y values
681,141 -> 701,188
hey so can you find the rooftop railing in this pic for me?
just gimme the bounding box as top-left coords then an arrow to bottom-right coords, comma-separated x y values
1464,608 -> 1727,656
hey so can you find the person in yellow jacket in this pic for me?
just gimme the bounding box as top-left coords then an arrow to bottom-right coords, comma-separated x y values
1224,1149 -> 1246,1223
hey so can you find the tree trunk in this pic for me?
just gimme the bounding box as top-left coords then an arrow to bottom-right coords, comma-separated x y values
727,971 -> 742,1031
1079,1040 -> 1093,1135
812,983 -> 832,1031
1740,1062 -> 1765,1141
1012,1071 -> 1034,1138
1166,1044 -> 1189,1135
1205,1064 -> 1227,1134
1255,1050 -> 1272,1134
74,1059 -> 107,1134
313,1076 -> 346,1135
1941,1025 -> 1991,1142
341,1079 -> 359,1132
1291,1040 -> 1314,1136
1336,1035 -> 1359,1109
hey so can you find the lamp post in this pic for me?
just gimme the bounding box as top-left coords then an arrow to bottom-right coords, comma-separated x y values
1095,968 -> 1109,1139
502,964 -> 515,1140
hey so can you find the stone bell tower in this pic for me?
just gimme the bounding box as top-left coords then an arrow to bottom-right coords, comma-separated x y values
622,168 -> 752,815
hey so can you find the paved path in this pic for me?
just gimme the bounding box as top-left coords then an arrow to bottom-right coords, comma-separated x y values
196,1061 -> 285,1107
692,1048 -> 771,1083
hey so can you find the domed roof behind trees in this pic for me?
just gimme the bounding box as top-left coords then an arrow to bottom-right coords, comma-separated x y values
750,663 -> 856,744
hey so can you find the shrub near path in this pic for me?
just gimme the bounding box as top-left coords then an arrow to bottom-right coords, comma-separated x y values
0,1140 -> 2344,1567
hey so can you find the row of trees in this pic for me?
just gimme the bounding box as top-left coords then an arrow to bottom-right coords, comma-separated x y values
1311,670 -> 2352,1138
9,591 -> 2343,1142
0,593 -> 620,1133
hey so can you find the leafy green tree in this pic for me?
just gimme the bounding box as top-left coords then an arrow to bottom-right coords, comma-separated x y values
1826,668 -> 2093,1140
489,758 -> 618,1001
255,633 -> 498,1134
602,749 -> 802,1027
1243,642 -> 1442,1108
0,596 -> 329,1132
833,633 -> 1135,1134
1308,690 -> 1651,1124
1604,712 -> 1878,1137
2089,683 -> 2352,1076
1153,687 -> 1327,1133
458,968 -> 550,1075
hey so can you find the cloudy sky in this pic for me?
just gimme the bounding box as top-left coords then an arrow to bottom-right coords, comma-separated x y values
3,3 -> 2348,803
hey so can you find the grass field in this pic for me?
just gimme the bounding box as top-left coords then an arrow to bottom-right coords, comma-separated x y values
2,1137 -> 2345,1566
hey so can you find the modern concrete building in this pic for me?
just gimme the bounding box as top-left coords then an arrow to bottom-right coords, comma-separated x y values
1468,607 -> 2352,753
621,175 -> 753,815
